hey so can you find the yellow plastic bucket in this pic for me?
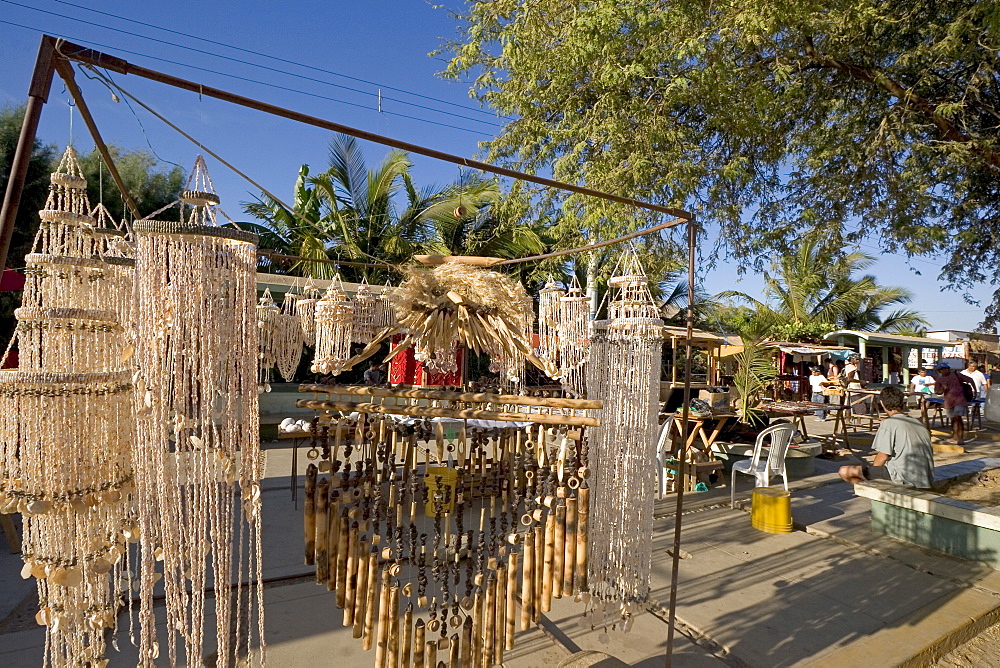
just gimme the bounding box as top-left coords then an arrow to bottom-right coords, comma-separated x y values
751,486 -> 793,534
424,466 -> 458,516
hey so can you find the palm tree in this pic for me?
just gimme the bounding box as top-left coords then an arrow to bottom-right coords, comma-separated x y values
239,165 -> 341,279
719,236 -> 928,341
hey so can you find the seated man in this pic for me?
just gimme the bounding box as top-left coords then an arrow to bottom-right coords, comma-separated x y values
839,386 -> 934,489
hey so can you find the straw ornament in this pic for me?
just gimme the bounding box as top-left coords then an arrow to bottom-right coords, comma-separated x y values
390,263 -> 533,374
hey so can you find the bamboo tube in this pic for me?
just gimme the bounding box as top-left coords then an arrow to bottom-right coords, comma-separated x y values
448,633 -> 460,668
533,526 -> 543,623
563,495 -> 577,595
353,540 -> 370,639
482,574 -> 497,668
414,620 -> 426,668
363,548 -> 380,650
494,561 -> 506,667
327,490 -> 341,591
576,485 -> 589,593
541,511 -> 554,611
425,640 -> 437,668
460,615 -> 473,668
471,587 -> 483,668
505,551 -> 518,650
520,531 -> 534,631
335,511 -> 349,607
401,604 -> 413,668
388,585 -> 400,667
315,478 -> 330,584
301,399 -> 601,428
553,501 -> 566,599
344,522 -> 360,626
375,566 -> 392,667
300,383 -> 604,410
304,464 -> 317,565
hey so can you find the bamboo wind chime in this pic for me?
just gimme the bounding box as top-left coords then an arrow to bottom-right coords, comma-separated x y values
130,159 -> 265,666
0,147 -> 135,667
585,257 -> 663,631
296,384 -> 600,668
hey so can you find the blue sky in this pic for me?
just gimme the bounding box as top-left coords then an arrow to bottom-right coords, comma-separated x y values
0,0 -> 994,332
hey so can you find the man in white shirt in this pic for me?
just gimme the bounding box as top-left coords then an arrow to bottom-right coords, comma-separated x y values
808,367 -> 828,419
961,362 -> 987,399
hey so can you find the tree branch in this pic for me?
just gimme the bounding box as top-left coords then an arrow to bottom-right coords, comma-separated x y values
802,35 -> 1000,169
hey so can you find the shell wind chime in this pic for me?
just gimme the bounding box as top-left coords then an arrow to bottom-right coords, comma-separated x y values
257,288 -> 303,385
296,278 -> 321,347
557,278 -> 592,397
311,275 -> 355,375
0,146 -> 135,667
584,253 -> 663,631
131,157 -> 265,666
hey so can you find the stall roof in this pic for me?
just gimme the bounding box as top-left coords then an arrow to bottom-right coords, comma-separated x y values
766,341 -> 853,354
662,326 -> 725,346
822,330 -> 948,348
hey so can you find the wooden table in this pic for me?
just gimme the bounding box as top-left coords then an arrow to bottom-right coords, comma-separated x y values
920,395 -> 984,431
668,413 -> 736,453
758,400 -> 850,451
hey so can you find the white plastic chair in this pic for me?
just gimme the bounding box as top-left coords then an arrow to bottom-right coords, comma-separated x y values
730,421 -> 796,509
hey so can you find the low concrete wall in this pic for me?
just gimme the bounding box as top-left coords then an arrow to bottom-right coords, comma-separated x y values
856,460 -> 1000,569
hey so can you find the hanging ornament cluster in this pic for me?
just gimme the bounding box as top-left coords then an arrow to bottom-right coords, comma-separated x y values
129,157 -> 265,666
390,263 -> 534,375
585,253 -> 663,629
257,288 -> 303,385
0,146 -> 135,667
295,382 -> 602,667
531,276 -> 592,396
312,276 -> 355,375
296,278 -> 322,347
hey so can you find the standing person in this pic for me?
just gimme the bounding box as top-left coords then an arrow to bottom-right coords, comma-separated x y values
910,368 -> 936,394
839,386 -> 934,489
825,357 -> 840,383
843,354 -> 867,414
961,362 -> 987,399
935,362 -> 969,445
363,362 -> 384,386
808,367 -> 829,420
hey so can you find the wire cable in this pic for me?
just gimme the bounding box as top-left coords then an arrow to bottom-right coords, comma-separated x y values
49,0 -> 510,122
3,0 -> 504,129
0,17 -> 496,137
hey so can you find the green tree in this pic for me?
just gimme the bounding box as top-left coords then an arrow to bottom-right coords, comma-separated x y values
441,1 -> 1000,323
720,236 -> 927,341
0,104 -> 57,350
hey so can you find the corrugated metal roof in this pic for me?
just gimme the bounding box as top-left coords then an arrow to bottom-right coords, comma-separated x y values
822,330 -> 949,347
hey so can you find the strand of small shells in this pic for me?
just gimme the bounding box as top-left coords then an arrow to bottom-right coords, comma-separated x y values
557,282 -> 592,397
0,146 -> 136,667
312,278 -> 354,375
131,219 -> 265,667
584,270 -> 662,631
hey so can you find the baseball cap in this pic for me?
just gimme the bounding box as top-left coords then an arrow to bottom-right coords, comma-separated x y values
935,361 -> 951,370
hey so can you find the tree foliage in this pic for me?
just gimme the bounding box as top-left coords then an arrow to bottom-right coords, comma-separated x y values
441,0 -> 1000,324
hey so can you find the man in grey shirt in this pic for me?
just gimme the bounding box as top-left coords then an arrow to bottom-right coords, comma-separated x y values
839,386 -> 934,489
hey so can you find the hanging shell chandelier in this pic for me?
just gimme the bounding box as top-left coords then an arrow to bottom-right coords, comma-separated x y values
296,278 -> 321,347
311,275 -> 355,375
0,146 -> 135,667
130,158 -> 265,666
557,277 -> 592,397
585,254 -> 662,631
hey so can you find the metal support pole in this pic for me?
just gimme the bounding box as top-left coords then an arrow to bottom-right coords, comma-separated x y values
666,219 -> 696,665
0,35 -> 57,271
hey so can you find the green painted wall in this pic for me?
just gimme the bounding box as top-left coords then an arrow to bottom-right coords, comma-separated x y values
871,501 -> 1000,569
